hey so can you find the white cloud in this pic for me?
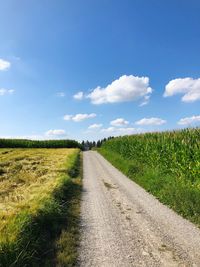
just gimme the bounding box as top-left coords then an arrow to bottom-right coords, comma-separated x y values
178,115 -> 200,125
63,115 -> 73,121
57,92 -> 65,97
0,59 -> 11,71
135,117 -> 166,126
0,135 -> 45,140
1,131 -> 68,140
164,78 -> 200,102
73,91 -> 84,100
72,113 -> 96,122
117,128 -> 140,135
0,89 -> 14,96
101,127 -> 116,133
63,113 -> 96,122
110,118 -> 129,127
139,95 -> 150,106
87,75 -> 153,105
88,123 -> 103,129
101,127 -> 141,136
45,129 -> 66,136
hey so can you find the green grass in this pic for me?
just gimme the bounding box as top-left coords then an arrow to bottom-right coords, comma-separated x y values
0,148 -> 82,267
55,152 -> 82,267
99,128 -> 200,226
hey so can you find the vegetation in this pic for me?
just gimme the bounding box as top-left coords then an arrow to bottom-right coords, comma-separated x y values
0,138 -> 82,149
0,148 -> 82,267
81,137 -> 114,150
55,152 -> 82,267
99,128 -> 200,225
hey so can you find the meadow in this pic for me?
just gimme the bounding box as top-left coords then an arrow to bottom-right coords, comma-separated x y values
0,148 -> 82,267
99,128 -> 200,225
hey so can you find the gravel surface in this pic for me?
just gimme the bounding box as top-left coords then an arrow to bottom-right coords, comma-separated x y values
77,151 -> 200,267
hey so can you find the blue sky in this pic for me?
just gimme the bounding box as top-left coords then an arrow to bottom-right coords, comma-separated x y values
0,0 -> 200,141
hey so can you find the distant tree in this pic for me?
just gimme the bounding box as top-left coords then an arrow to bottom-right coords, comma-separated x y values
89,141 -> 93,150
97,140 -> 101,147
92,141 -> 96,147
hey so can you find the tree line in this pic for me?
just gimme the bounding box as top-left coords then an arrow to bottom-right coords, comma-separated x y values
0,137 -> 114,150
0,139 -> 82,149
81,136 -> 114,151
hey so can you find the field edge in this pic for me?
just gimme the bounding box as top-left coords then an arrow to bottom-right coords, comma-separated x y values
98,148 -> 200,227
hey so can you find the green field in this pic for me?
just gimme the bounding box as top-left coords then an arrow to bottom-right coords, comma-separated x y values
99,128 -> 200,225
0,148 -> 82,267
0,138 -> 82,149
1,129 -> 199,265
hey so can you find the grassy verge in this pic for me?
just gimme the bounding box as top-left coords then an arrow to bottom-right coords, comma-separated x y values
99,131 -> 200,226
54,152 -> 82,267
0,148 -> 82,267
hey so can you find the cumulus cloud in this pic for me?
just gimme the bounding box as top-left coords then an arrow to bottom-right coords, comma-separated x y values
73,91 -> 84,100
87,75 -> 153,105
110,118 -> 129,127
101,127 -> 141,136
135,117 -> 166,126
0,59 -> 11,71
45,129 -> 66,136
72,113 -> 96,122
56,92 -> 65,97
164,78 -> 200,102
0,89 -> 14,96
178,115 -> 200,125
88,123 -> 103,129
64,113 -> 96,122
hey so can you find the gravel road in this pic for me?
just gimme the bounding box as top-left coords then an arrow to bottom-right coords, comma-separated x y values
77,151 -> 200,267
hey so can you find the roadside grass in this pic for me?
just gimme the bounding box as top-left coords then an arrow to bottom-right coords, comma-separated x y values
55,152 -> 82,267
0,148 -> 82,267
99,128 -> 200,226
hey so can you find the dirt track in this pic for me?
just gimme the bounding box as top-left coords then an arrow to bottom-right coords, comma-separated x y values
78,151 -> 200,267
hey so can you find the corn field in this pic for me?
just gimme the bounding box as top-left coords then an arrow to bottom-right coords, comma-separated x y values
102,128 -> 200,185
100,128 -> 200,225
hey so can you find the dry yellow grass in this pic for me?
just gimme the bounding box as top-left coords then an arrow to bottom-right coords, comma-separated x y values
0,148 -> 78,243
